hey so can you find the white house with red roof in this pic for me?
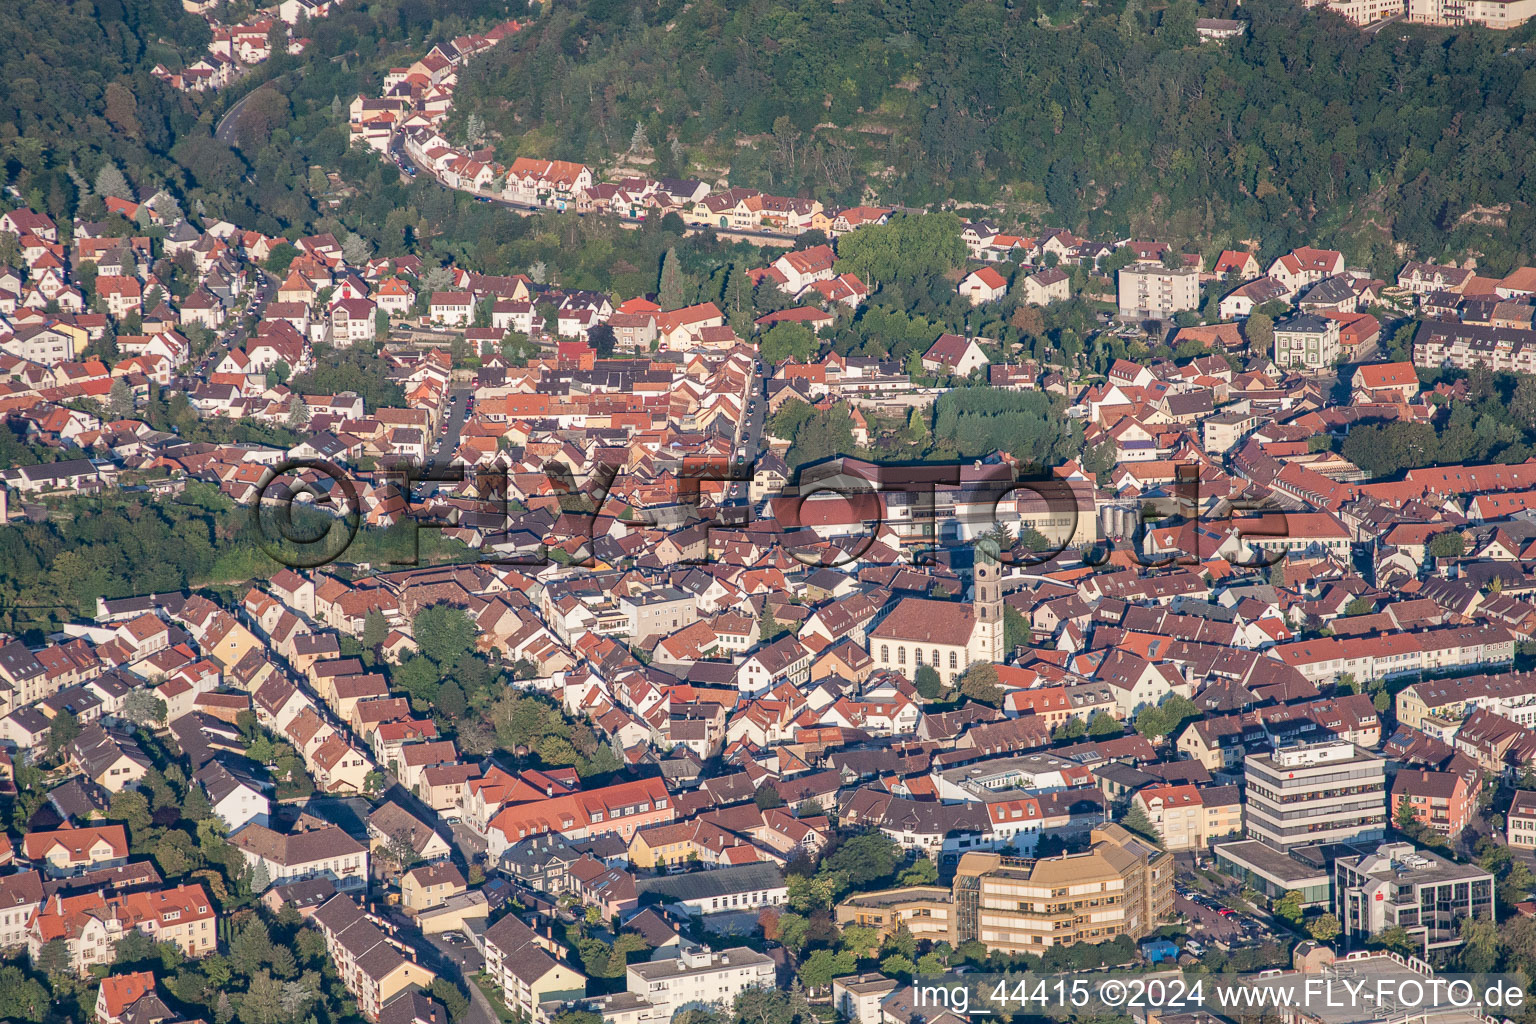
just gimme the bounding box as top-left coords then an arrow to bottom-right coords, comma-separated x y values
771,245 -> 837,293
429,290 -> 474,326
958,267 -> 1008,306
656,302 -> 724,350
96,972 -> 159,1024
921,333 -> 988,376
95,277 -> 143,319
331,297 -> 378,347
1267,246 -> 1345,292
372,277 -> 416,314
1213,250 -> 1260,279
0,210 -> 57,243
1351,361 -> 1420,403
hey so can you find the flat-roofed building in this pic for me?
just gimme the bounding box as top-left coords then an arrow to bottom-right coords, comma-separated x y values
950,823 -> 1172,953
1214,840 -> 1336,907
1335,842 -> 1494,952
625,945 -> 775,1020
1244,741 -> 1386,850
833,885 -> 953,943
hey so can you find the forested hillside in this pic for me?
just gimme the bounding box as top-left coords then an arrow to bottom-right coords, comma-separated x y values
7,0 -> 1536,275
0,0 -> 522,236
452,0 -> 1536,271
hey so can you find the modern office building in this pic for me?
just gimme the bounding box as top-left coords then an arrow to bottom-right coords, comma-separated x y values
1335,843 -> 1494,953
951,823 -> 1173,953
1244,742 -> 1386,850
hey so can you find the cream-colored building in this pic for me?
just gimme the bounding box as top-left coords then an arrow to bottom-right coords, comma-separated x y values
484,912 -> 586,1020
834,885 -> 954,943
625,946 -> 776,1019
833,974 -> 901,1024
401,862 -> 466,913
1117,265 -> 1199,320
1508,791 -> 1536,849
1132,784 -> 1243,851
311,894 -> 437,1021
950,824 -> 1173,953
1408,0 -> 1536,26
416,890 -> 489,935
1321,0 -> 1407,25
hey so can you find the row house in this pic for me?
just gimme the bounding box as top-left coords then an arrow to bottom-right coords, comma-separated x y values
503,158 -> 595,210
311,894 -> 437,1021
483,776 -> 673,858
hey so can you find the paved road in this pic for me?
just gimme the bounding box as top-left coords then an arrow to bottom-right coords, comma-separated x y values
420,386 -> 474,494
464,974 -> 502,1024
216,88 -> 259,146
732,365 -> 768,504
217,69 -> 306,147
1364,12 -> 1405,32
179,271 -> 273,391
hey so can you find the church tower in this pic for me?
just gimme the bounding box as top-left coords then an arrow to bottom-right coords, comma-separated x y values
971,539 -> 1004,664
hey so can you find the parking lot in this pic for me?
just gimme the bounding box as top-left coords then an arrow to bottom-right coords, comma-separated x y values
425,927 -> 485,974
1174,889 -> 1265,945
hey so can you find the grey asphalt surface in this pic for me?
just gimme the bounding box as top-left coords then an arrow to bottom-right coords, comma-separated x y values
1175,893 -> 1249,943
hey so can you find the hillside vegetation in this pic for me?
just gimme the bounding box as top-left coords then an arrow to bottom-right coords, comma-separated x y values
453,0 -> 1536,271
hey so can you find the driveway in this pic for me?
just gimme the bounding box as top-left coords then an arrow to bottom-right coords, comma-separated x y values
427,929 -> 485,975
450,821 -> 488,864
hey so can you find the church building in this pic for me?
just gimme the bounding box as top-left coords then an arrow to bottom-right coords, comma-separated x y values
866,544 -> 1004,685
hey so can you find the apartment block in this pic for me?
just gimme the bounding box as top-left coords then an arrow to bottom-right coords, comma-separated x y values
483,912 -> 586,1020
834,885 -> 954,943
1117,265 -> 1199,321
1244,741 -> 1386,850
1322,0 -> 1407,24
951,823 -> 1173,953
1390,769 -> 1477,839
1408,0 -> 1536,27
1335,843 -> 1494,952
625,945 -> 776,1020
311,894 -> 437,1021
1508,790 -> 1536,849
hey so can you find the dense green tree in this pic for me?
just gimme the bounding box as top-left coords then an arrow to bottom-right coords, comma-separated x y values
760,322 -> 817,364
1087,713 -> 1123,737
958,662 -> 1002,706
0,965 -> 49,1022
913,664 -> 943,699
413,606 -> 477,666
827,832 -> 901,887
1119,802 -> 1161,845
1244,313 -> 1274,357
